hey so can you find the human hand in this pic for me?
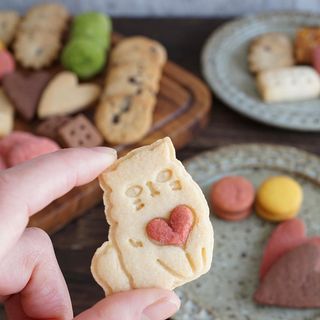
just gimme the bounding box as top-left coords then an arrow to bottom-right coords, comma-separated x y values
0,147 -> 180,320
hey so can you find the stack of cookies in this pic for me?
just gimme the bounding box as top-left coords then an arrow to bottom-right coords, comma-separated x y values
95,36 -> 167,145
248,30 -> 320,103
13,3 -> 69,69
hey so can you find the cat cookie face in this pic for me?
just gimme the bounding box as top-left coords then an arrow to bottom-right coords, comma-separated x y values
91,137 -> 214,294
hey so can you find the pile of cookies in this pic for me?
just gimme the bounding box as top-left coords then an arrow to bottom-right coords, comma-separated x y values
0,2 -> 168,167
248,29 -> 320,103
95,36 -> 167,145
210,174 -> 303,222
14,3 -> 69,69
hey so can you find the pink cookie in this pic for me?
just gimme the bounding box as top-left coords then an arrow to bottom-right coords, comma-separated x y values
0,131 -> 37,157
211,176 -> 255,221
259,218 -> 306,280
6,136 -> 60,167
0,50 -> 15,79
0,155 -> 7,170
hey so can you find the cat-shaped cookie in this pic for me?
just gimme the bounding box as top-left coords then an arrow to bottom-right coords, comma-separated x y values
91,137 -> 214,294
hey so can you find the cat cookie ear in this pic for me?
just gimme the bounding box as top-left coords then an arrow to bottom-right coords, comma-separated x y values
151,137 -> 176,161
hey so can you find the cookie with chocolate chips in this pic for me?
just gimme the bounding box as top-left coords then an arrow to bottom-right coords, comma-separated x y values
95,89 -> 156,145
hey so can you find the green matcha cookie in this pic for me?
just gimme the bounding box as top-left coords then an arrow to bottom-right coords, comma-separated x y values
71,12 -> 112,50
61,38 -> 105,79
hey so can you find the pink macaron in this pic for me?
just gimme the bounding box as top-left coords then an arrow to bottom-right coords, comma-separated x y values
211,176 -> 255,221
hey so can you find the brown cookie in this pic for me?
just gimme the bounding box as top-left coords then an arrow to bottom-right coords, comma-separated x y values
58,114 -> 103,148
36,116 -> 71,139
295,27 -> 320,63
254,242 -> 320,308
102,62 -> 161,99
95,89 -> 156,145
0,11 -> 20,46
2,71 -> 52,120
248,33 -> 294,73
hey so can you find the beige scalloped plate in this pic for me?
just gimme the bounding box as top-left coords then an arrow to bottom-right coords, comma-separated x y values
174,144 -> 320,320
202,12 -> 320,131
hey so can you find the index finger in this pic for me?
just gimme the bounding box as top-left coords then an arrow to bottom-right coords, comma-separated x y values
0,147 -> 116,261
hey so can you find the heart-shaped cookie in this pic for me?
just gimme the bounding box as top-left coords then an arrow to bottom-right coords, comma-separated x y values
255,242 -> 320,308
146,205 -> 193,246
38,71 -> 101,119
2,71 -> 52,120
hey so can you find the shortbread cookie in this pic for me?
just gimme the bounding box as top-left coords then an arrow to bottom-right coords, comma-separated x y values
110,36 -> 167,68
0,11 -> 20,46
91,137 -> 214,294
102,62 -> 161,99
295,27 -> 320,63
14,3 -> 68,69
95,90 -> 156,145
14,30 -> 61,69
0,88 -> 14,137
22,2 -> 68,33
248,33 -> 294,73
257,66 -> 320,103
38,71 -> 101,118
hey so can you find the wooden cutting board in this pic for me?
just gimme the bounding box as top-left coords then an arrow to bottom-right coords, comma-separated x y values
24,33 -> 212,234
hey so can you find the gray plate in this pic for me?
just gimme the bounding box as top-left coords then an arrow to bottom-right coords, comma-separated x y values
201,12 -> 320,131
174,144 -> 320,320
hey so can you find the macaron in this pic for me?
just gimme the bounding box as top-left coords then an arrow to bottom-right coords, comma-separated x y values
255,176 -> 303,222
211,176 -> 255,221
0,50 -> 15,79
61,38 -> 105,79
71,12 -> 112,50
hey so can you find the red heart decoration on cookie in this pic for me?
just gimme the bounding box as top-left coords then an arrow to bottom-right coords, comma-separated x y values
146,205 -> 193,246
2,71 -> 52,120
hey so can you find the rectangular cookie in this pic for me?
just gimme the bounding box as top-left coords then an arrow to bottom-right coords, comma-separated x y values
257,66 -> 320,103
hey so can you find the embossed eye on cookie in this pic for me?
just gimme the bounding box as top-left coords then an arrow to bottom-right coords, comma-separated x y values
211,176 -> 255,221
91,137 -> 214,295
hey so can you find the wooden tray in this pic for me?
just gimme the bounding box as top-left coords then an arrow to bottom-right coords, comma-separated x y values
25,34 -> 211,234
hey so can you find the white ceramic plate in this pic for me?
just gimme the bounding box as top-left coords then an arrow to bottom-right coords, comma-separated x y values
174,144 -> 320,320
202,12 -> 320,131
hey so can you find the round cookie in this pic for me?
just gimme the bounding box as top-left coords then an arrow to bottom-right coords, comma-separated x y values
61,38 -> 105,79
71,12 -> 112,50
211,176 -> 255,221
255,176 -> 303,221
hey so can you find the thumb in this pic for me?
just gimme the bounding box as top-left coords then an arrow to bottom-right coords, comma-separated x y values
74,288 -> 180,320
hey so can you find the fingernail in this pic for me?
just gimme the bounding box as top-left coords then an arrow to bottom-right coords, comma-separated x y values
142,296 -> 180,320
91,147 -> 117,158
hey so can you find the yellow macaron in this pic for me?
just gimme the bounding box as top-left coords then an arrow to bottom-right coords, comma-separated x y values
255,175 -> 303,221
